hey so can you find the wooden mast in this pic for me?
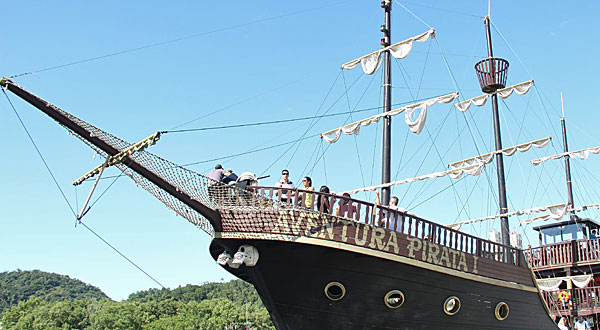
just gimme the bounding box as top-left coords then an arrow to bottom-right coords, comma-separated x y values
484,17 -> 510,249
381,0 -> 392,206
560,93 -> 576,220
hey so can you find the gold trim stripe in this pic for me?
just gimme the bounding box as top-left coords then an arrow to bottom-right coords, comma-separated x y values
215,232 -> 539,293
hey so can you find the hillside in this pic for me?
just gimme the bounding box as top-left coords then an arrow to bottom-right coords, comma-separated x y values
0,269 -> 108,315
0,270 -> 274,329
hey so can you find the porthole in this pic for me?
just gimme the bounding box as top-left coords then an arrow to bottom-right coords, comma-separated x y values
443,296 -> 461,315
324,282 -> 346,301
495,302 -> 509,320
384,290 -> 405,309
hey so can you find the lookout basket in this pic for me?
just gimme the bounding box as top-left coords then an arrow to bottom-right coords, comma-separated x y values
475,58 -> 509,93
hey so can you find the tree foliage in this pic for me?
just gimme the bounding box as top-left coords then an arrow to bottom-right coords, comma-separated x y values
1,270 -> 274,330
0,270 -> 108,315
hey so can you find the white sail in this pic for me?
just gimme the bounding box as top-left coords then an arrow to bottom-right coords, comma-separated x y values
537,275 -> 593,291
448,203 -> 569,229
448,137 -> 551,169
342,162 -> 481,195
321,92 -> 458,143
341,29 -> 435,75
454,80 -> 534,112
342,137 -> 551,195
519,203 -> 600,225
531,145 -> 600,166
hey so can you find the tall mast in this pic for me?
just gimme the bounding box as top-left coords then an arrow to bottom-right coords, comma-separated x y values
482,16 -> 510,247
381,0 -> 392,206
560,93 -> 576,219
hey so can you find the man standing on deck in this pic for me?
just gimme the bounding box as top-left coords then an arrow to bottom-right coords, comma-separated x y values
208,164 -> 233,202
275,169 -> 295,203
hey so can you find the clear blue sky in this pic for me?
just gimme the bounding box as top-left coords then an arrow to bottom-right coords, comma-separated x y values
2,1 -> 600,300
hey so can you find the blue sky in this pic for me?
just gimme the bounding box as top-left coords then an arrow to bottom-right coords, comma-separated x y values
2,1 -> 600,300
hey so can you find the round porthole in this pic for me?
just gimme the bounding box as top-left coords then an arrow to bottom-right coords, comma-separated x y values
495,302 -> 509,320
324,282 -> 346,301
443,296 -> 461,315
384,290 -> 405,309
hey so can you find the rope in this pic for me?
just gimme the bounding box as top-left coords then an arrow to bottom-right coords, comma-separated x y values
398,1 -> 483,19
2,88 -> 165,289
8,0 -> 355,79
77,221 -> 166,289
2,88 -> 76,217
490,20 -> 534,80
169,77 -> 307,131
393,0 -> 433,30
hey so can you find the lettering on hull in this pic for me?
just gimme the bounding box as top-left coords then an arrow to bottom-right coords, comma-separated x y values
223,209 -> 481,275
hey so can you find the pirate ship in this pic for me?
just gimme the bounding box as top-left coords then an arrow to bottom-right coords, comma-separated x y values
0,1 -> 563,329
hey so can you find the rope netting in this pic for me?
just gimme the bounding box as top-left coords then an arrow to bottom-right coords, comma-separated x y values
49,104 -> 222,235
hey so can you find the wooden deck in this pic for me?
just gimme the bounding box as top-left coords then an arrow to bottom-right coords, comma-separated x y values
543,287 -> 600,317
525,238 -> 600,270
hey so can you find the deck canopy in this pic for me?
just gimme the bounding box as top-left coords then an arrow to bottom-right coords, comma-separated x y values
533,217 -> 600,245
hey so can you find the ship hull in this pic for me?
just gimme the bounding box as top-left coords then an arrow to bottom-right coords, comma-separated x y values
210,237 -> 557,330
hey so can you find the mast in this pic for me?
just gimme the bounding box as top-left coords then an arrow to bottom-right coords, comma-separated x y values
560,93 -> 576,219
381,0 -> 392,206
481,16 -> 510,248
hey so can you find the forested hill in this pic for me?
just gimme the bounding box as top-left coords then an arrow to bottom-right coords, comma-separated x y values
0,269 -> 108,315
0,270 -> 274,330
128,279 -> 261,305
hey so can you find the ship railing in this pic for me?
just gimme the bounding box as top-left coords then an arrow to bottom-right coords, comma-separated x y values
230,186 -> 522,267
524,238 -> 600,269
542,286 -> 600,316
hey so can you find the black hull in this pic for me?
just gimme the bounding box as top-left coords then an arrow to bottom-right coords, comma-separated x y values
211,238 -> 557,330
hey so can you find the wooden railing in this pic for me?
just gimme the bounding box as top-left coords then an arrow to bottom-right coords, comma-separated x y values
525,238 -> 600,269
543,287 -> 600,316
244,186 -> 522,267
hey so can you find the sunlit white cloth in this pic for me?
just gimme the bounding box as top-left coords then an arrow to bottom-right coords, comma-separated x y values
341,29 -> 435,75
454,80 -> 534,112
449,137 -> 551,169
531,145 -> 600,166
321,92 -> 458,143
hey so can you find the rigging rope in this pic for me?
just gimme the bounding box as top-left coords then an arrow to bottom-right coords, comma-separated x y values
393,0 -> 433,30
2,89 -> 166,289
398,1 -> 483,19
8,1 -> 355,79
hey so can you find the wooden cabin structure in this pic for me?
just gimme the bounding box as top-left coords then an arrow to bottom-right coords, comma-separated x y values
525,217 -> 600,325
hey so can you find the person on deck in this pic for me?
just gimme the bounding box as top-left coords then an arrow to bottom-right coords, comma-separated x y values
300,176 -> 315,209
336,192 -> 357,219
576,317 -> 590,330
374,191 -> 407,230
557,317 -> 568,330
275,169 -> 295,203
316,185 -> 331,213
208,164 -> 233,202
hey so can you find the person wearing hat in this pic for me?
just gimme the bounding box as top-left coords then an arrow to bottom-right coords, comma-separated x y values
208,164 -> 233,202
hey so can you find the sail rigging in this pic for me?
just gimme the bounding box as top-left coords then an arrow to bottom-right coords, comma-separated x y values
531,145 -> 600,166
448,203 -> 569,229
321,92 -> 459,143
342,137 -> 551,195
340,28 -> 435,75
519,203 -> 600,226
454,80 -> 534,112
448,137 -> 551,169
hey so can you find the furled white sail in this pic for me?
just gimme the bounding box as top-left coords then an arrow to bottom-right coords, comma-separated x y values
342,162 -> 481,195
536,275 -> 593,291
448,203 -> 569,229
342,137 -> 551,195
519,203 -> 600,225
448,137 -> 551,169
531,145 -> 600,166
341,29 -> 435,75
454,80 -> 534,112
321,92 -> 458,143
